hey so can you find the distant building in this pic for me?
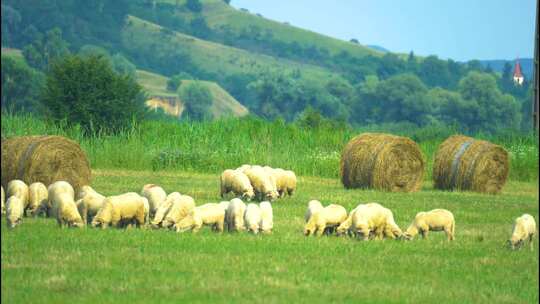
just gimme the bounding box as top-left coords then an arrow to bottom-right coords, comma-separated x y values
513,59 -> 524,85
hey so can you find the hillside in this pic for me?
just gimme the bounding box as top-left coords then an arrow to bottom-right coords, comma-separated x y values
136,69 -> 248,118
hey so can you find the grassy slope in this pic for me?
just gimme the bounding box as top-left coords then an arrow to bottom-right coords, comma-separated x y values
123,15 -> 342,84
1,169 -> 538,303
136,69 -> 248,118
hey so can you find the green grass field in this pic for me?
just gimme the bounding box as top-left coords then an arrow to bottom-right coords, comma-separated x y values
1,169 -> 538,303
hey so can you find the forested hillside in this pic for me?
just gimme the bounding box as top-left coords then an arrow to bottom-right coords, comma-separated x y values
1,0 -> 534,133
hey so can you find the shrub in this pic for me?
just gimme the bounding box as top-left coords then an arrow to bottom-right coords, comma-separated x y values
179,81 -> 212,120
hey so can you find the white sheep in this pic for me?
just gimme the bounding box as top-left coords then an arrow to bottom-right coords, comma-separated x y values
6,196 -> 24,228
403,209 -> 455,241
226,198 -> 246,232
220,169 -> 255,201
259,201 -> 273,234
47,181 -> 75,218
244,203 -> 262,234
349,203 -> 389,240
243,166 -> 278,201
336,205 -> 359,236
7,180 -> 29,213
174,203 -> 225,233
91,192 -> 146,229
1,186 -> 5,215
56,193 -> 85,228
28,182 -> 48,217
140,184 -> 167,217
142,197 -> 150,225
75,185 -> 106,224
282,170 -> 297,197
304,203 -> 347,236
304,200 -> 323,223
509,214 -> 536,250
237,164 -> 251,172
162,194 -> 195,229
150,192 -> 178,228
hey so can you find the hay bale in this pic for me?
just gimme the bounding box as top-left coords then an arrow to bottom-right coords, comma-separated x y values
432,135 -> 509,194
340,133 -> 425,192
1,135 -> 91,192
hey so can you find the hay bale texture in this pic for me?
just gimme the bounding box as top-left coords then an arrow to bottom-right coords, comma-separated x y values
433,135 -> 509,194
1,135 -> 91,192
340,133 -> 425,192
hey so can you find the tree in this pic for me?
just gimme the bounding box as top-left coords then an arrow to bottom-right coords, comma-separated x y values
22,27 -> 70,71
111,53 -> 136,77
418,55 -> 451,88
40,55 -> 146,134
1,4 -> 21,46
186,0 -> 202,12
180,81 -> 212,120
1,56 -> 45,113
167,75 -> 183,91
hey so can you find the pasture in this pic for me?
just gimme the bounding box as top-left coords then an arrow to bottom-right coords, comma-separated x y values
2,169 -> 538,303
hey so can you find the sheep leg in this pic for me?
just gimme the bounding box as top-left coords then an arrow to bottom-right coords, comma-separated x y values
216,220 -> 224,233
316,224 -> 325,236
444,225 -> 454,241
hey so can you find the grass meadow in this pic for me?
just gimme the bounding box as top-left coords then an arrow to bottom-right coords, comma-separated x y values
1,113 -> 539,303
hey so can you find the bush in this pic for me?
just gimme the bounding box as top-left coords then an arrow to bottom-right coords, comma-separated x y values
179,81 -> 213,120
1,55 -> 45,113
40,55 -> 146,135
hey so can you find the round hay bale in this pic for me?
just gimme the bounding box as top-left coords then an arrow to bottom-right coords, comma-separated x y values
432,135 -> 509,194
1,135 -> 91,192
340,133 -> 425,192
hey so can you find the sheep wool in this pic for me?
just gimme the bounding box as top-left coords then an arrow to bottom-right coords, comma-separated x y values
6,196 -> 24,228
509,214 -> 536,250
28,182 -> 48,217
259,201 -> 273,234
404,209 -> 455,241
244,203 -> 262,234
226,198 -> 246,232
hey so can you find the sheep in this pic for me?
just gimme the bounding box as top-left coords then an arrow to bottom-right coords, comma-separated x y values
304,200 -> 323,223
142,197 -> 150,225
91,192 -> 146,229
76,199 -> 88,224
220,169 -> 255,201
174,203 -> 225,233
28,182 -> 48,217
509,214 -> 536,250
226,198 -> 246,232
403,209 -> 455,241
7,180 -> 29,213
47,181 -> 75,218
244,203 -> 262,234
282,170 -> 297,197
56,193 -> 85,228
161,194 -> 195,229
140,184 -> 167,217
259,201 -> 273,234
304,203 -> 347,236
75,186 -> 106,224
6,196 -> 24,228
243,166 -> 278,201
237,164 -> 251,172
150,192 -> 179,228
1,186 -> 5,215
336,205 -> 360,236
381,207 -> 403,239
349,203 -> 390,240
262,166 -> 279,196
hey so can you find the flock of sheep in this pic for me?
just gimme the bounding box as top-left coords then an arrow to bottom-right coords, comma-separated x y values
1,163 -> 537,250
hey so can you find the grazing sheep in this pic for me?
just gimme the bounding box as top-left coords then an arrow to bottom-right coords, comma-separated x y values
403,209 -> 455,241
220,169 -> 255,201
76,199 -> 88,224
244,203 -> 262,234
237,164 -> 252,172
142,197 -> 150,224
6,196 -> 24,228
282,170 -> 297,196
304,200 -> 323,223
1,186 -> 5,215
75,186 -> 106,223
336,206 -> 360,236
162,194 -> 195,229
381,207 -> 403,239
150,192 -> 179,228
304,204 -> 347,236
56,193 -> 85,228
509,214 -> 536,250
262,166 -> 279,195
243,166 -> 278,201
7,180 -> 29,212
140,184 -> 167,217
349,203 -> 389,240
174,203 -> 225,233
226,198 -> 246,232
91,192 -> 146,229
259,201 -> 273,234
28,182 -> 48,217
47,181 -> 75,218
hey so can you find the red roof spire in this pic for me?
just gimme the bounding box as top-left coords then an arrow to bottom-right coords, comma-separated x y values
513,59 -> 523,78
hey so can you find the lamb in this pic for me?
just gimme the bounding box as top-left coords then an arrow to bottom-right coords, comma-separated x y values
7,180 -> 29,213
304,200 -> 323,223
47,181 -> 75,218
91,192 -> 146,229
75,185 -> 106,223
161,194 -> 196,229
304,203 -> 347,236
509,214 -> 536,250
56,193 -> 85,228
259,201 -> 273,234
1,186 -> 5,215
6,196 -> 24,228
140,184 -> 167,217
243,166 -> 278,201
174,203 -> 225,233
220,169 -> 255,201
28,182 -> 48,217
226,198 -> 246,232
403,209 -> 455,241
244,203 -> 262,234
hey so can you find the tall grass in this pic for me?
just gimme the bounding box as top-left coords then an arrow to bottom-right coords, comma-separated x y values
1,112 -> 538,182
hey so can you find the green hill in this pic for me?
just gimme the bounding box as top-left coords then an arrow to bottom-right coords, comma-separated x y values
136,69 -> 248,118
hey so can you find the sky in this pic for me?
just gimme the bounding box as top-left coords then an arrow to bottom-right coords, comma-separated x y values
231,1 -> 537,61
